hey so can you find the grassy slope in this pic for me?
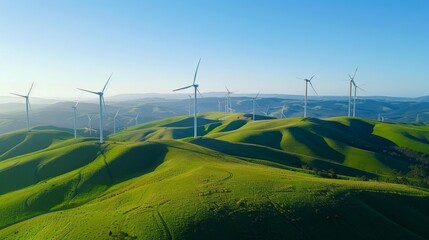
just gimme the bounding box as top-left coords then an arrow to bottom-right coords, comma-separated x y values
0,140 -> 428,240
1,115 -> 429,239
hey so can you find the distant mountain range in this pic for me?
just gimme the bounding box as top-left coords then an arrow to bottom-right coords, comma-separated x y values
0,94 -> 428,134
2,93 -> 429,104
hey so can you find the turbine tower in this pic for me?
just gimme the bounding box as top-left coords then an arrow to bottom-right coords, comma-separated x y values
113,110 -> 119,134
352,80 -> 364,118
87,114 -> 92,136
78,73 -> 112,144
252,92 -> 260,120
173,59 -> 201,138
298,75 -> 317,117
10,82 -> 34,131
348,67 -> 358,117
72,101 -> 79,138
135,112 -> 140,125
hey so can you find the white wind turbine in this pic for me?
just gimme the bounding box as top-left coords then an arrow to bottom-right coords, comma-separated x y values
87,114 -> 93,136
416,114 -> 420,123
280,104 -> 287,119
225,86 -> 234,113
351,80 -> 364,118
173,59 -> 201,138
297,75 -> 317,117
72,101 -> 79,138
10,82 -> 34,131
135,112 -> 140,125
347,67 -> 358,117
252,92 -> 260,120
78,73 -> 112,144
113,110 -> 119,134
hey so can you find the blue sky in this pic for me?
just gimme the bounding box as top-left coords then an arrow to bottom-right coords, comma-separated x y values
0,0 -> 428,98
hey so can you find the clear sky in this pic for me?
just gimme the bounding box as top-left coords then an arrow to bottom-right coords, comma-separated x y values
0,0 -> 428,99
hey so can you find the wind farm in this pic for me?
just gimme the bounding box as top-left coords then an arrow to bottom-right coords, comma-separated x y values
0,1 -> 428,240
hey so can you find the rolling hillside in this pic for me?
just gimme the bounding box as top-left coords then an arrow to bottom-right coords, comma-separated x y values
0,114 -> 429,239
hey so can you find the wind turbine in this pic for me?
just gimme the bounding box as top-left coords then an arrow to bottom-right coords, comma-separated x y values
416,114 -> 420,123
10,82 -> 34,131
173,59 -> 201,138
252,92 -> 260,120
78,73 -> 112,144
87,114 -> 93,136
113,110 -> 119,134
135,112 -> 140,125
280,104 -> 286,119
297,75 -> 317,117
225,86 -> 234,113
72,101 -> 79,138
347,67 -> 358,117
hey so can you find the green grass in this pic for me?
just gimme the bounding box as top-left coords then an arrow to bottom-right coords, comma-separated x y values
1,115 -> 429,239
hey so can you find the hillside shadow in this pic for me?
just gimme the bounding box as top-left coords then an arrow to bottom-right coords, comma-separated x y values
403,133 -> 429,145
241,130 -> 283,149
287,126 -> 345,162
308,118 -> 412,172
191,138 -> 301,167
216,120 -> 247,132
0,133 -> 57,161
243,113 -> 276,120
162,117 -> 220,128
105,142 -> 168,183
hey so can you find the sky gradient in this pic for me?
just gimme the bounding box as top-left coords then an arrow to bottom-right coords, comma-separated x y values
0,0 -> 428,99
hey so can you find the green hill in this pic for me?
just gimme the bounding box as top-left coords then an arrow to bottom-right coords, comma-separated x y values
0,114 -> 429,239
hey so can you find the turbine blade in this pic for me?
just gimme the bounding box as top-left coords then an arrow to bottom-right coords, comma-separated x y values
225,86 -> 231,93
309,81 -> 318,95
102,73 -> 113,93
74,101 -> 79,108
173,85 -> 193,92
296,77 -> 304,80
136,112 -> 140,119
27,82 -> 34,96
77,88 -> 98,95
28,99 -> 32,111
357,86 -> 365,92
197,88 -> 203,97
114,110 -> 119,118
193,58 -> 201,85
254,91 -> 260,99
87,114 -> 91,120
309,75 -> 316,81
10,92 -> 26,98
352,66 -> 358,79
